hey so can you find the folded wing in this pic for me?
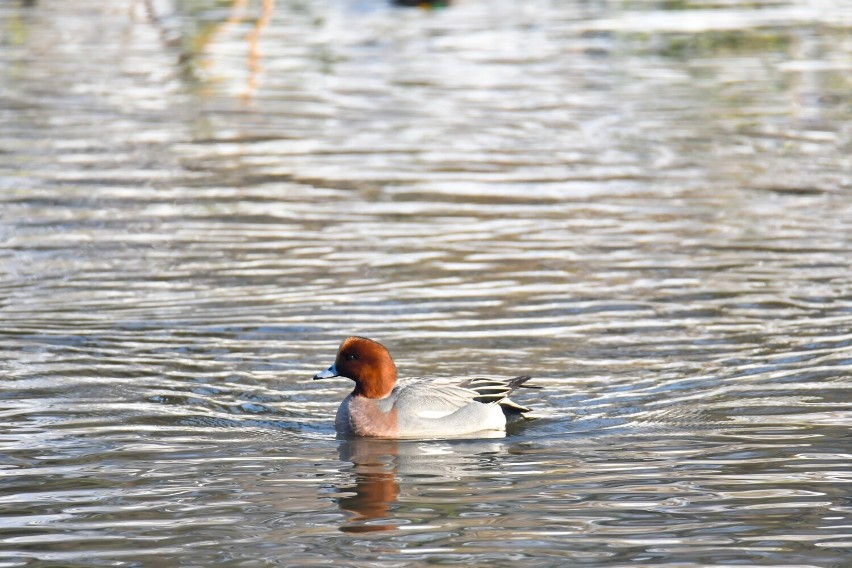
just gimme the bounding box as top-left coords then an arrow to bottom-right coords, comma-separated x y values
395,376 -> 533,418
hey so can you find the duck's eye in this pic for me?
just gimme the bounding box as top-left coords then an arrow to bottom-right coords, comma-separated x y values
345,353 -> 358,361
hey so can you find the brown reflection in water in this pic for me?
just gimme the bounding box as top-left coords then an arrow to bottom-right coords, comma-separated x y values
336,438 -> 400,533
194,0 -> 276,100
244,0 -> 275,100
333,436 -> 509,533
392,0 -> 451,8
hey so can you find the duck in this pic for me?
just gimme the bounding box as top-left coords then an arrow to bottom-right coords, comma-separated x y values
313,336 -> 532,438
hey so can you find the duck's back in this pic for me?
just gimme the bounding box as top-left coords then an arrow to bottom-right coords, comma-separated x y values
391,378 -> 508,438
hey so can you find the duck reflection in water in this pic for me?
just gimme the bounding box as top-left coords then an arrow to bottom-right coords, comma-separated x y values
335,434 -> 506,533
336,438 -> 399,532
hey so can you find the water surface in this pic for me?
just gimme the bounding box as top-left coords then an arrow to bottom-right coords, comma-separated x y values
1,0 -> 851,565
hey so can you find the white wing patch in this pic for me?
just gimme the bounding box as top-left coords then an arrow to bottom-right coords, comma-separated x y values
416,409 -> 456,419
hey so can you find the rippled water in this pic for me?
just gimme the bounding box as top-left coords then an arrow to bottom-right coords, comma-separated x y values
1,0 -> 851,565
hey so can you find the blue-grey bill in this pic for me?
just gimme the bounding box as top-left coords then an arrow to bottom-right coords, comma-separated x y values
313,364 -> 338,380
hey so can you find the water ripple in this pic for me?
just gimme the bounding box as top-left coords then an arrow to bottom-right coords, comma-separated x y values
0,0 -> 850,566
